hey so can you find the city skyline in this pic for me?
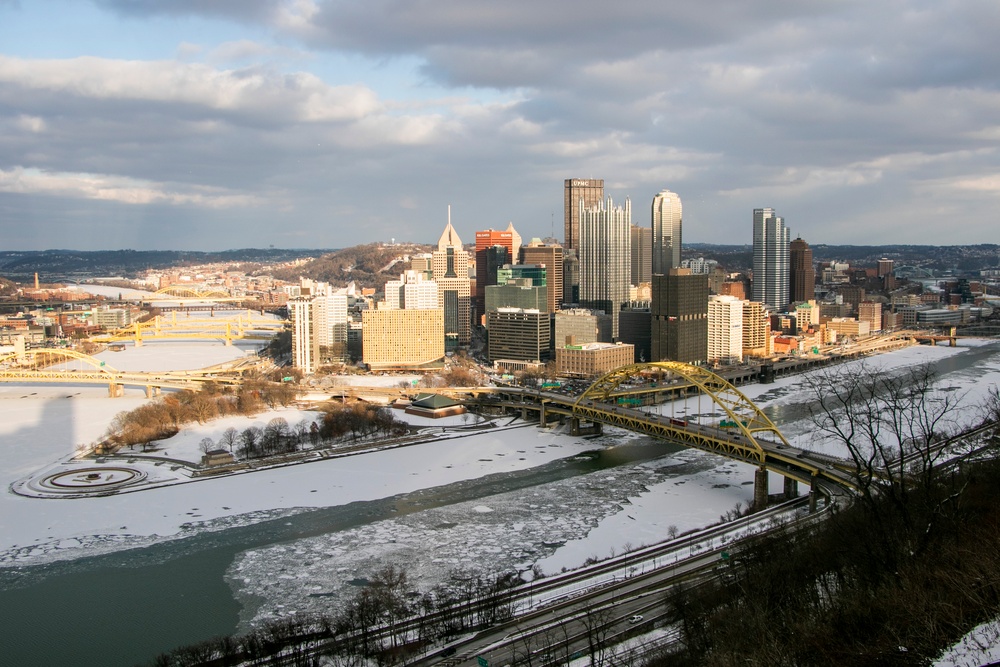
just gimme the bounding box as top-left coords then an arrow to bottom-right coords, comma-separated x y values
1,2 -> 997,251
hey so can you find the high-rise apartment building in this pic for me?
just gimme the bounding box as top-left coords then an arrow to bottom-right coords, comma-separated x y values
579,196 -> 631,338
789,236 -> 815,303
651,189 -> 682,274
290,296 -> 318,374
630,225 -> 652,285
707,295 -> 743,364
752,208 -> 790,310
564,178 -> 604,252
384,270 -> 439,310
431,219 -> 471,345
289,281 -> 350,373
651,269 -> 708,363
520,239 -> 563,314
742,300 -> 771,358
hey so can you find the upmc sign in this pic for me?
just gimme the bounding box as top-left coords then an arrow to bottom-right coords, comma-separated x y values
571,179 -> 601,187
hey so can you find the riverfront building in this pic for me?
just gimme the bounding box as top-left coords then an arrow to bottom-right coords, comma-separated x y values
555,341 -> 635,377
651,268 -> 708,363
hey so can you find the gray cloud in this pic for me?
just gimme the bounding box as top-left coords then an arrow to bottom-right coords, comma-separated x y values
0,0 -> 997,249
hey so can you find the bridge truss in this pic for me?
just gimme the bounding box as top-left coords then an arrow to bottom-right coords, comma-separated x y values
91,311 -> 287,346
0,348 -> 243,396
572,362 -> 790,465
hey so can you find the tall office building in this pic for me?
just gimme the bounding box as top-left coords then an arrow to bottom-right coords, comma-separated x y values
752,208 -> 790,310
564,178 -> 604,252
630,225 -> 652,285
431,218 -> 472,346
579,196 -> 631,338
563,250 -> 580,305
475,227 -> 520,324
520,239 -> 563,314
487,308 -> 550,364
651,268 -> 708,363
651,189 -> 682,274
789,236 -> 815,303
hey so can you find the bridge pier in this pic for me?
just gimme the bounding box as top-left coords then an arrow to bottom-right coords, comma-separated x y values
108,383 -> 124,398
539,404 -> 547,428
570,418 -> 602,436
752,465 -> 769,511
145,385 -> 161,398
783,476 -> 799,499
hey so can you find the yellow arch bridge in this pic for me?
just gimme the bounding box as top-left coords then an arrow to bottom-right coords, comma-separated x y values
144,286 -> 251,303
476,362 -> 857,509
0,349 -> 245,397
91,311 -> 287,346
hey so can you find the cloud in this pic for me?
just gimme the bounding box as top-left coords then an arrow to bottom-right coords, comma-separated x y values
0,167 -> 264,208
2,0 -> 999,249
0,55 -> 381,123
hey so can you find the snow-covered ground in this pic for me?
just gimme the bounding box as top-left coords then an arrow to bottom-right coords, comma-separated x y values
2,336 -> 999,662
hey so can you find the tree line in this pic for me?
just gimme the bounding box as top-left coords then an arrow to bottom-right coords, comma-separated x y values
102,379 -> 298,452
148,564 -> 523,666
654,366 -> 1000,666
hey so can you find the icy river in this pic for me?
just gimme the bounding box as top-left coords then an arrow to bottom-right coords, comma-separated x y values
1,337 -> 998,666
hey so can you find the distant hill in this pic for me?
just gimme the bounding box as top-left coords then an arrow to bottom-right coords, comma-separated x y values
684,243 -> 1000,274
271,242 -> 434,289
0,248 -> 332,282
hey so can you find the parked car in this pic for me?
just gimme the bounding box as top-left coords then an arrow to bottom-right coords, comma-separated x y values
628,614 -> 644,624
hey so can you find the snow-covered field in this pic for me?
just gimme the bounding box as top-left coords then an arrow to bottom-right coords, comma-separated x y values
2,336 -> 999,662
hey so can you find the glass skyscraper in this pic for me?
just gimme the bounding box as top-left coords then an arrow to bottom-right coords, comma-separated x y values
752,208 -> 790,310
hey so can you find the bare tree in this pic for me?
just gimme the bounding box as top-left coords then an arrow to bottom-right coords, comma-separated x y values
219,426 -> 239,453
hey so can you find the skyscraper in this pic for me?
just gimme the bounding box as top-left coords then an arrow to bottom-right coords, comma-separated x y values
579,196 -> 631,338
630,224 -> 652,285
752,208 -> 790,310
564,178 -> 604,252
431,217 -> 471,345
651,269 -> 708,363
520,238 -> 563,314
789,236 -> 815,303
651,189 -> 682,274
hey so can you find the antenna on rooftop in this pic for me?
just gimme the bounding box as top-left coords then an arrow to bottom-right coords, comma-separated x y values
448,204 -> 451,227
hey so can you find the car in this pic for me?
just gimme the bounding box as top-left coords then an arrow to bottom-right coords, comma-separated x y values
628,614 -> 644,624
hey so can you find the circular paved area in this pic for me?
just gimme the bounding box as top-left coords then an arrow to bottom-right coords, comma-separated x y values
33,466 -> 147,495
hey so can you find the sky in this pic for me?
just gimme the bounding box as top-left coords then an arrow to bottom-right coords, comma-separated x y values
0,0 -> 998,251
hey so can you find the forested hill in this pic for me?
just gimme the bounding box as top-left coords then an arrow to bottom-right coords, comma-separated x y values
271,242 -> 434,290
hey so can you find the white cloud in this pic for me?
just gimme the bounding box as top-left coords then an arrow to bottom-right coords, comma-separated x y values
0,55 -> 381,123
0,167 -> 263,208
15,115 -> 45,132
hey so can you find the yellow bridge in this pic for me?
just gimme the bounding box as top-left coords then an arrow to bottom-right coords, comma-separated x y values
91,311 -> 287,346
0,349 -> 247,397
142,286 -> 252,303
474,362 -> 857,508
